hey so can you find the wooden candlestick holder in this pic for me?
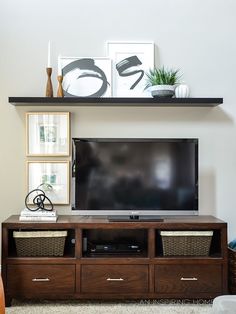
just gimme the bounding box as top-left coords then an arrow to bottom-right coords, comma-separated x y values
57,75 -> 64,97
46,67 -> 53,97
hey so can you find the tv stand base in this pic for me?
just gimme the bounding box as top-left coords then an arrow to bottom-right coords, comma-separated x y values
108,215 -> 164,222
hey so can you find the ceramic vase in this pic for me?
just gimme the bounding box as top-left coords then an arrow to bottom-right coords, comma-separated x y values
175,84 -> 190,98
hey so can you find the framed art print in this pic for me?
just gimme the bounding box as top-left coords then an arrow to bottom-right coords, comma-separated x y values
26,112 -> 70,156
107,41 -> 154,97
60,57 -> 112,97
27,161 -> 70,205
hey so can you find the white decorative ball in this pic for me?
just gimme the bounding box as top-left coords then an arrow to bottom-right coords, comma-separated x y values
175,84 -> 190,98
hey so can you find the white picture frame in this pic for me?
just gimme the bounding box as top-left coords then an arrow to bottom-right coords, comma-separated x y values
26,112 -> 70,156
27,161 -> 70,205
60,57 -> 112,97
107,41 -> 154,97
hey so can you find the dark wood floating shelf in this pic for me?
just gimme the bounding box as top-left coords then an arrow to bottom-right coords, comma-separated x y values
9,97 -> 223,107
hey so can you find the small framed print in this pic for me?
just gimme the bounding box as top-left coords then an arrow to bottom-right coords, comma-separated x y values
107,41 -> 154,97
26,112 -> 70,156
60,57 -> 112,97
27,161 -> 70,205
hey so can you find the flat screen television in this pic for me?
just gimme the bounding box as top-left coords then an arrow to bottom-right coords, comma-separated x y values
72,138 -> 198,220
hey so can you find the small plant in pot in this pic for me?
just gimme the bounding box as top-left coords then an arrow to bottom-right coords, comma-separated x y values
145,67 -> 181,98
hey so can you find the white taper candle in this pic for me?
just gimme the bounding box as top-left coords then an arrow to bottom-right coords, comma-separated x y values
58,54 -> 62,75
47,41 -> 51,68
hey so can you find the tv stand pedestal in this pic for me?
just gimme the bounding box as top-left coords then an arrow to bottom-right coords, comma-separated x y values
108,215 -> 164,222
2,215 -> 228,306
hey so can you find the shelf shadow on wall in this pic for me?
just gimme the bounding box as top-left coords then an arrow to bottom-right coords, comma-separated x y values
66,106 -> 233,125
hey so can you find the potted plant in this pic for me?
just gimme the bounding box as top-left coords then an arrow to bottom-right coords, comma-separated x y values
145,67 -> 181,98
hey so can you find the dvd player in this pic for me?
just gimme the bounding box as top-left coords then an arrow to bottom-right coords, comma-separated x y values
88,243 -> 141,254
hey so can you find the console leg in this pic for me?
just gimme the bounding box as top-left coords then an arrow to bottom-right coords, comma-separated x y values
5,296 -> 12,307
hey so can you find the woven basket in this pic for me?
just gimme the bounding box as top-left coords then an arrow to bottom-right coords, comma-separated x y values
160,231 -> 213,256
229,247 -> 236,294
13,230 -> 67,257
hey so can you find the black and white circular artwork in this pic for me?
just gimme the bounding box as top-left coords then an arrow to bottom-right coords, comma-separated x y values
61,57 -> 112,97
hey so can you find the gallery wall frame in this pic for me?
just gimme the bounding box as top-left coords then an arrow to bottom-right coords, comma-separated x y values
26,112 -> 70,156
61,57 -> 112,97
107,41 -> 154,97
27,161 -> 70,205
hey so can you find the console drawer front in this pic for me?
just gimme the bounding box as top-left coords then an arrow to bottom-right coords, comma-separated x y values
81,265 -> 149,293
7,264 -> 75,296
155,264 -> 222,294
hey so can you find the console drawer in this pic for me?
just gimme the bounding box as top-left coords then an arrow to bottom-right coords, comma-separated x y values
81,264 -> 149,293
155,264 -> 222,294
7,264 -> 75,296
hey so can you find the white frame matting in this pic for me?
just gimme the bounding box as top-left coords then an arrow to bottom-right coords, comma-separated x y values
27,161 -> 70,205
26,112 -> 70,156
107,41 -> 154,97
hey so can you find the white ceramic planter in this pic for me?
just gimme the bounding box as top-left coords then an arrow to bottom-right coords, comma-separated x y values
150,85 -> 175,98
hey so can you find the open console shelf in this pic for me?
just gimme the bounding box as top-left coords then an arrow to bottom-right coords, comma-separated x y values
155,228 -> 222,258
7,228 -> 76,258
82,228 -> 148,258
2,215 -> 228,305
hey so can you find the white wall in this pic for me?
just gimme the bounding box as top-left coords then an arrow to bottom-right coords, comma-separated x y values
0,0 -> 236,240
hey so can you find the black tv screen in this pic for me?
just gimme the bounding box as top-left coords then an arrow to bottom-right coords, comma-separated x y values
72,138 -> 198,215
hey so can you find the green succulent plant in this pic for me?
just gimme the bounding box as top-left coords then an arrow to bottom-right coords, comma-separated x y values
145,67 -> 181,89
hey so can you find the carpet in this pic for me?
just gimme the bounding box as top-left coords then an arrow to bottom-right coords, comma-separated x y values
6,300 -> 213,314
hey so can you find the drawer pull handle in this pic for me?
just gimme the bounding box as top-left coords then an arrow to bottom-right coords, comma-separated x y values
180,277 -> 198,281
106,278 -> 124,281
32,278 -> 50,282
